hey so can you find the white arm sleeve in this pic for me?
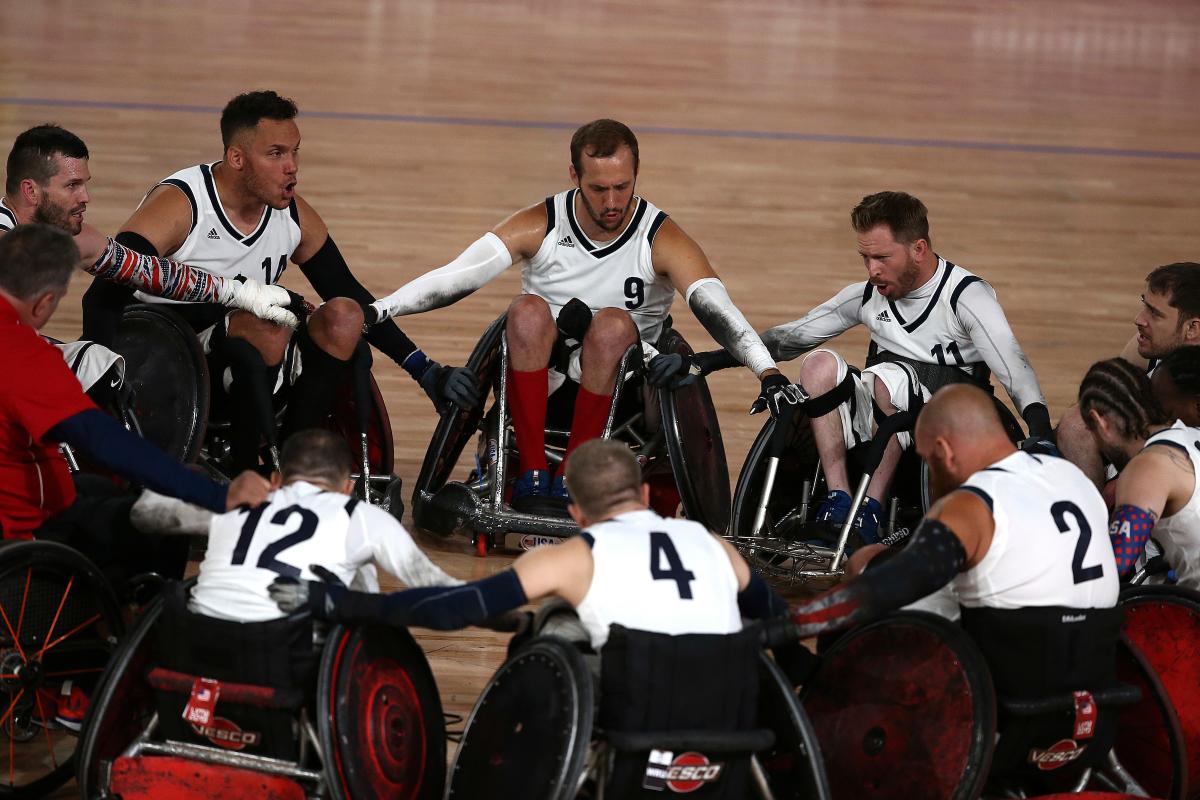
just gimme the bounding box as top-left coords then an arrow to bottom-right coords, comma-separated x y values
372,232 -> 513,322
685,278 -> 776,376
955,281 -> 1046,412
348,506 -> 464,588
759,283 -> 864,362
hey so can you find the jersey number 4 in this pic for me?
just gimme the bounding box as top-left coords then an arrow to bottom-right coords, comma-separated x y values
650,532 -> 695,599
231,504 -> 318,579
1051,500 -> 1104,585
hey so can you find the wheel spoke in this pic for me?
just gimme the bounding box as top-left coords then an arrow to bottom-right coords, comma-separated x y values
32,691 -> 57,769
37,575 -> 75,663
37,612 -> 100,660
1,688 -> 22,786
45,667 -> 104,679
0,580 -> 26,661
14,568 -> 30,645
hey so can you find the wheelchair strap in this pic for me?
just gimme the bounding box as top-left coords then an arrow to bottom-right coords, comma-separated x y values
801,371 -> 857,419
865,347 -> 993,394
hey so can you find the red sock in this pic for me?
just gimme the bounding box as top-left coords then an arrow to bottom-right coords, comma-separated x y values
508,367 -> 549,473
564,386 -> 614,465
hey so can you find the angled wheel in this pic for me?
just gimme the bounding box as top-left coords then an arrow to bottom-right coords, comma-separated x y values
448,636 -> 594,800
113,304 -> 209,464
413,315 -> 506,533
0,541 -> 123,799
730,412 -> 819,541
657,328 -> 730,533
756,651 -> 831,799
318,624 -> 445,800
801,611 -> 996,800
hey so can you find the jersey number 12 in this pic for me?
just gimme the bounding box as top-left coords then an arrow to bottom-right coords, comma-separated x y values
231,504 -> 318,579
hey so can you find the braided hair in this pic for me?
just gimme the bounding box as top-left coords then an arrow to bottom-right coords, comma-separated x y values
1078,358 -> 1170,440
1159,346 -> 1200,396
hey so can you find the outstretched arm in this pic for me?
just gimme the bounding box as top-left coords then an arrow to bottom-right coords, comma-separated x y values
760,283 -> 864,362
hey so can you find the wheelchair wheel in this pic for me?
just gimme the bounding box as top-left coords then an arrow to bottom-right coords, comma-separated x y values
1114,586 -> 1198,799
756,651 -> 832,799
318,624 -> 446,800
656,329 -> 730,534
801,611 -> 996,800
413,315 -> 506,533
325,369 -> 395,491
0,541 -> 123,799
730,412 -> 819,541
76,591 -> 162,799
448,636 -> 594,800
113,304 -> 210,464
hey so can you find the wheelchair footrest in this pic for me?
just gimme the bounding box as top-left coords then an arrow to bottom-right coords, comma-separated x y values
110,755 -> 307,800
604,727 -> 775,753
147,667 -> 306,710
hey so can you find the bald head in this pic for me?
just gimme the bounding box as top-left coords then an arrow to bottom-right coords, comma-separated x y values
916,384 -> 1016,498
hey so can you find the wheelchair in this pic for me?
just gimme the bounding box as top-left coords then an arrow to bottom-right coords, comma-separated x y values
0,540 -> 125,799
447,613 -> 830,799
799,610 -> 1185,800
76,581 -> 445,799
412,314 -> 730,554
728,361 -> 1025,587
111,304 -> 403,515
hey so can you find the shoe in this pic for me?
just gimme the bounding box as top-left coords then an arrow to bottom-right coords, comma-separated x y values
54,681 -> 88,734
511,469 -> 551,512
550,475 -> 570,504
814,490 -> 852,526
854,497 -> 884,545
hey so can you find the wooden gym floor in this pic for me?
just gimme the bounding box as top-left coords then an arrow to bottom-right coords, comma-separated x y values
2,0 -> 1199,793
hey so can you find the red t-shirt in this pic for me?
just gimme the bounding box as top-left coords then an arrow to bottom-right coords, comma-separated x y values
0,297 -> 96,537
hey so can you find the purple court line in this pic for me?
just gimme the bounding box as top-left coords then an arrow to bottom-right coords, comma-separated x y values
2,95 -> 1199,162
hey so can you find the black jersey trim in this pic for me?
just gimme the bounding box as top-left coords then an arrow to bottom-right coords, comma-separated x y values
160,179 -> 199,235
0,202 -> 16,230
544,196 -> 556,236
566,190 -> 648,259
1144,438 -> 1190,457
343,497 -> 361,517
860,282 -> 874,306
959,485 -> 994,512
200,163 -> 271,246
647,211 -> 669,245
69,341 -> 96,374
580,532 -> 595,548
949,275 -> 984,313
1147,357 -> 1160,375
288,198 -> 300,226
901,259 -> 955,333
887,298 -> 908,325
981,466 -> 1010,474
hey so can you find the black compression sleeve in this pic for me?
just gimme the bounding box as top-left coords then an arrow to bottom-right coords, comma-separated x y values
50,409 -> 226,511
313,570 -> 529,630
790,518 -> 966,637
297,235 -> 420,366
80,231 -> 155,345
694,349 -> 742,375
1021,402 -> 1052,438
738,570 -> 788,619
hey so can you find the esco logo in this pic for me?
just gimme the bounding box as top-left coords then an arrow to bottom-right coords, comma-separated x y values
190,716 -> 262,751
665,752 -> 724,793
1028,739 -> 1086,771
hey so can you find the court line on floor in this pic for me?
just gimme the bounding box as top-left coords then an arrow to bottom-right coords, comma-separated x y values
2,95 -> 1197,161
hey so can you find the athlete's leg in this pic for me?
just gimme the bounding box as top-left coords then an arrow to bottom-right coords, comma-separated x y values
565,308 -> 638,466
799,350 -> 851,495
281,298 -> 362,438
1056,403 -> 1106,489
223,311 -> 292,470
505,295 -> 556,491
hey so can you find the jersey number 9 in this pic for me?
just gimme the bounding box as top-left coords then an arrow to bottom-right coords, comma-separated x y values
625,277 -> 645,310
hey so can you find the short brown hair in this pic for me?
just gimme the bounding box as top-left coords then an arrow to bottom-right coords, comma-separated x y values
5,124 -> 89,196
1146,262 -> 1200,325
570,119 -> 639,177
851,191 -> 931,247
563,439 -> 642,518
0,223 -> 78,301
279,429 -> 353,486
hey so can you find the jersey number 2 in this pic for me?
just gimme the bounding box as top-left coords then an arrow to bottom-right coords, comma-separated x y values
231,504 -> 318,579
1050,500 -> 1104,585
649,532 -> 695,599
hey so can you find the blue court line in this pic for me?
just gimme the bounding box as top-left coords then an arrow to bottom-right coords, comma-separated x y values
3,95 -> 1198,162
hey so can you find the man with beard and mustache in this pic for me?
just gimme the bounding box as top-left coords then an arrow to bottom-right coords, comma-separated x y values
2,124 -> 296,326
80,91 -> 476,472
1080,354 -> 1200,587
365,119 -> 787,514
686,191 -> 1048,543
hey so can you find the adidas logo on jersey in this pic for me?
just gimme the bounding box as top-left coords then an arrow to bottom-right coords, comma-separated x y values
206,228 -> 220,240
875,309 -> 892,323
557,235 -> 575,248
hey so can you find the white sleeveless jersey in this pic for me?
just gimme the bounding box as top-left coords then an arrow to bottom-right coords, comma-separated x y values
135,162 -> 301,305
524,190 -> 675,343
575,508 -> 741,650
954,451 -> 1118,609
191,481 -> 456,622
0,198 -> 15,231
1142,422 -> 1200,589
860,257 -> 992,368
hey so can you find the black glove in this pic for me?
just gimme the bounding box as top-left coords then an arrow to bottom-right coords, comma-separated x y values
556,298 -> 593,341
750,374 -> 807,417
1021,402 -> 1053,439
361,302 -> 381,327
1018,435 -> 1061,458
419,362 -> 481,410
646,353 -> 700,389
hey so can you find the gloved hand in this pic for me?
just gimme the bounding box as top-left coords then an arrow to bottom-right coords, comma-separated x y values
268,576 -> 313,615
419,362 -> 481,410
217,278 -> 299,329
646,353 -> 700,389
1018,435 -> 1061,458
750,373 -> 807,417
